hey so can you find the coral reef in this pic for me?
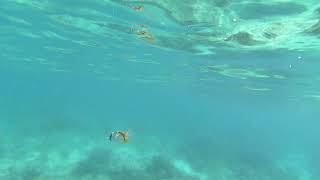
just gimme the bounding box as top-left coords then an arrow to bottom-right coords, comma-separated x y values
71,148 -> 112,178
0,135 -> 316,180
70,147 -> 200,180
146,155 -> 183,179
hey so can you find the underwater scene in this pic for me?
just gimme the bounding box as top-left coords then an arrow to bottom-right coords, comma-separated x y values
1,0 -> 320,179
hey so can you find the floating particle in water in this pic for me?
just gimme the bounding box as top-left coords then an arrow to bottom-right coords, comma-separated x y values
135,25 -> 155,43
131,5 -> 144,12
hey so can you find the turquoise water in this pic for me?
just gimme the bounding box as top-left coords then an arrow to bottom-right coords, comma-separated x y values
1,0 -> 320,179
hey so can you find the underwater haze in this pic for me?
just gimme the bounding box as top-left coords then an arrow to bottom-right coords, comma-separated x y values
1,0 -> 320,179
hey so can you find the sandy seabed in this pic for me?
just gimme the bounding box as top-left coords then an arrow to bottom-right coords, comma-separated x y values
0,133 -> 316,180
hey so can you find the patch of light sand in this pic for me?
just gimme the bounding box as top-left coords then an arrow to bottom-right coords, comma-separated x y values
173,159 -> 208,180
275,153 -> 312,180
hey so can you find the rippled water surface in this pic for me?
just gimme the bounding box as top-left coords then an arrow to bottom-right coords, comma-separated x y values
1,0 -> 320,179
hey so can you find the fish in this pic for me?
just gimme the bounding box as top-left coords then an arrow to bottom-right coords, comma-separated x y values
108,131 -> 129,143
